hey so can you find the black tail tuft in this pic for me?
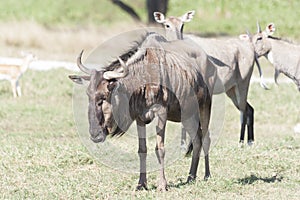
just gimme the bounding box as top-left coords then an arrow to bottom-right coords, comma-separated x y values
185,141 -> 193,157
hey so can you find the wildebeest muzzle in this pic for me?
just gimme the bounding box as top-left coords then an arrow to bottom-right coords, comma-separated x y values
89,126 -> 108,143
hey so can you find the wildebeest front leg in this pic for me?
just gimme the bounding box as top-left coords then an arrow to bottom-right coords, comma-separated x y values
136,120 -> 148,190
155,108 -> 167,191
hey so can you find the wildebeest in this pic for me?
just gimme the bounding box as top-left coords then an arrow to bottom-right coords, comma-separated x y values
154,11 -> 264,145
250,23 -> 300,91
69,32 -> 217,191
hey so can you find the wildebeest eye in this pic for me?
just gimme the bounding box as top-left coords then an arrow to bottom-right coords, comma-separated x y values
96,100 -> 103,107
107,81 -> 116,91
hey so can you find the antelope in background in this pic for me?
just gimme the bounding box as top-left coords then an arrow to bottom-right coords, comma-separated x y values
247,22 -> 300,134
154,11 -> 265,146
0,52 -> 37,97
250,23 -> 300,91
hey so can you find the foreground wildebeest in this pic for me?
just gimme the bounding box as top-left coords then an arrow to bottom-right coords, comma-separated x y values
69,32 -> 217,191
250,23 -> 300,91
154,11 -> 262,145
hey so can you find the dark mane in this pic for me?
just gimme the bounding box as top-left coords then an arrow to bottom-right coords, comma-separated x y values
105,32 -> 164,71
120,42 -> 206,98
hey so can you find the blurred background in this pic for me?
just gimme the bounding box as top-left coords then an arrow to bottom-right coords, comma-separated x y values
0,0 -> 299,61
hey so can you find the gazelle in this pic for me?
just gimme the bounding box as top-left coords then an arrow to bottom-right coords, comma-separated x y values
0,52 -> 37,97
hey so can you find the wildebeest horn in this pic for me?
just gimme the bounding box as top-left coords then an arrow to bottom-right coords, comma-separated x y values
256,21 -> 262,33
77,50 -> 92,74
103,57 -> 129,80
118,57 -> 126,68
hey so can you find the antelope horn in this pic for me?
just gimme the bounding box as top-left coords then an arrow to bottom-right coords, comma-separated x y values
246,29 -> 252,40
103,57 -> 129,80
77,50 -> 92,74
246,30 -> 252,37
256,21 -> 262,33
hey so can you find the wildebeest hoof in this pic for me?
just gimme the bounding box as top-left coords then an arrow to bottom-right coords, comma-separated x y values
238,141 -> 244,148
247,140 -> 254,146
204,174 -> 211,181
187,175 -> 196,183
157,184 -> 168,192
136,183 -> 148,191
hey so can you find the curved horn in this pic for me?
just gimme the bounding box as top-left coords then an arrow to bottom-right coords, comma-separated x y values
256,21 -> 262,33
118,57 -> 126,68
103,57 -> 129,80
77,50 -> 92,74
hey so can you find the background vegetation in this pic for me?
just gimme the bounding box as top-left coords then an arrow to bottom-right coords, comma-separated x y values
0,0 -> 299,199
0,0 -> 300,38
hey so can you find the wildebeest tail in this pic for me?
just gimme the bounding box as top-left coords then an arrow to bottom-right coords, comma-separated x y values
185,141 -> 193,157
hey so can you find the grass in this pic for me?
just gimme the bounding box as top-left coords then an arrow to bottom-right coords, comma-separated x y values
0,68 -> 299,199
0,0 -> 299,199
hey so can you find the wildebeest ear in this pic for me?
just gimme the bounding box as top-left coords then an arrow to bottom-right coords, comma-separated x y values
181,10 -> 195,23
265,23 -> 275,35
68,75 -> 90,85
153,12 -> 165,23
107,81 -> 118,91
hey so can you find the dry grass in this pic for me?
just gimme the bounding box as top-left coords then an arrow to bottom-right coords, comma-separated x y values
0,21 -> 142,61
0,1 -> 299,197
0,68 -> 299,199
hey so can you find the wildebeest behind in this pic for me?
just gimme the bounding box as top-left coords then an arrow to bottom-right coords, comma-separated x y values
249,23 -> 300,91
69,32 -> 217,191
155,11 -> 261,145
